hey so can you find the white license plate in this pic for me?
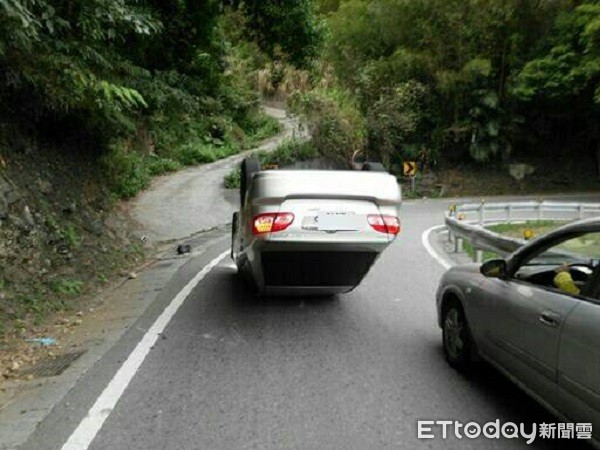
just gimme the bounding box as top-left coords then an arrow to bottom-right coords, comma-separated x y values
316,212 -> 363,231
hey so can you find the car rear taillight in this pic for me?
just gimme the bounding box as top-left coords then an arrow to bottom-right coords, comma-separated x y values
383,216 -> 400,235
252,213 -> 294,235
367,215 -> 386,233
368,215 -> 400,235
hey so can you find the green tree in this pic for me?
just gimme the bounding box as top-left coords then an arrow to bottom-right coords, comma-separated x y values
0,0 -> 159,119
515,1 -> 600,172
128,0 -> 223,92
229,0 -> 324,68
321,0 -> 569,164
366,81 -> 430,166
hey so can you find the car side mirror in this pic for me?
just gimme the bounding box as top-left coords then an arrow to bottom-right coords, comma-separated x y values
481,259 -> 507,278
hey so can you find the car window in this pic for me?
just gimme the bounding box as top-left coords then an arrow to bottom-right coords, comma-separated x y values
527,232 -> 600,265
514,232 -> 600,300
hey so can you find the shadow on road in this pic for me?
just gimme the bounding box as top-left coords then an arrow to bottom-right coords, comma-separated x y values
225,268 -> 343,309
431,344 -> 592,449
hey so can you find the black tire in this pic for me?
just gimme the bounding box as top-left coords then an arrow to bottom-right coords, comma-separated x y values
442,299 -> 473,371
362,162 -> 387,172
240,158 -> 261,206
231,212 -> 239,260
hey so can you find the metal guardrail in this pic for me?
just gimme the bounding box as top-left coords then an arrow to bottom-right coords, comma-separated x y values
445,200 -> 600,262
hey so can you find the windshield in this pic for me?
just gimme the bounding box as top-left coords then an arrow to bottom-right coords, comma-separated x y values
524,232 -> 600,266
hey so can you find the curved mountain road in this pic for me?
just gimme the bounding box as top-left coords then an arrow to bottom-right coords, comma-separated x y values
129,106 -> 301,243
12,102 -> 600,450
19,188 -> 600,449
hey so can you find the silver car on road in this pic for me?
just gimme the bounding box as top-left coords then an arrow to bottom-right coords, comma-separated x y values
231,158 -> 401,296
436,218 -> 600,444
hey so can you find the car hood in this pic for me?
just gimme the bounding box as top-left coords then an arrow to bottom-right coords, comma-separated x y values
438,263 -> 486,296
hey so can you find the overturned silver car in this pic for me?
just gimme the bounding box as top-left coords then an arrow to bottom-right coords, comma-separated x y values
231,158 -> 402,296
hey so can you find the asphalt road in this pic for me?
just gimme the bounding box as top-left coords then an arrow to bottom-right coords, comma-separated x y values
21,197 -> 598,450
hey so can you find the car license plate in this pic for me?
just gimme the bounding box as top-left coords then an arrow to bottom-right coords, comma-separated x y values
316,212 -> 362,231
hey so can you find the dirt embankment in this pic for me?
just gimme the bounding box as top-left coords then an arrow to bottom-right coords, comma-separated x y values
0,140 -> 145,380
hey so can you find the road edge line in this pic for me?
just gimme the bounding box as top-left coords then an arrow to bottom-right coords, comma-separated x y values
421,225 -> 452,270
61,249 -> 229,450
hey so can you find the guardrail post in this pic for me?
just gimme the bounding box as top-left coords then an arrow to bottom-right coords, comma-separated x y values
475,249 -> 483,263
537,199 -> 542,221
506,204 -> 512,224
479,200 -> 485,226
579,204 -> 584,219
455,237 -> 462,253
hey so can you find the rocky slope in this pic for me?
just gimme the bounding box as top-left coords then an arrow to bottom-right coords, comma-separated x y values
0,139 -> 146,379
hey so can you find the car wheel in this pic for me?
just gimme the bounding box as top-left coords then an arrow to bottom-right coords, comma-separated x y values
231,212 -> 238,260
362,162 -> 386,172
442,300 -> 472,370
240,158 -> 261,206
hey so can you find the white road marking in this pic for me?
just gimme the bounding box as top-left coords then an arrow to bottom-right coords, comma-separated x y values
61,250 -> 229,450
421,225 -> 453,270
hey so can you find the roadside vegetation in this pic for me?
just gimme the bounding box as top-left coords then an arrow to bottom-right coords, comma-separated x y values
0,1 -> 299,200
224,138 -> 319,189
462,241 -> 500,262
0,1 -> 323,346
486,220 -> 563,241
463,220 -> 563,260
253,1 -> 600,195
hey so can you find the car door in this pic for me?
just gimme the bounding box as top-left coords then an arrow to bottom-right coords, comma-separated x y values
558,271 -> 600,441
482,231 -> 600,409
480,274 -> 580,409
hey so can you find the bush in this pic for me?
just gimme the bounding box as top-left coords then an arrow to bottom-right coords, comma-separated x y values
288,89 -> 365,166
50,279 -> 84,296
366,82 -> 431,166
103,144 -> 151,199
258,138 -> 318,166
147,157 -> 181,176
178,143 -> 218,166
224,168 -> 242,189
242,113 -> 282,145
213,143 -> 241,160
